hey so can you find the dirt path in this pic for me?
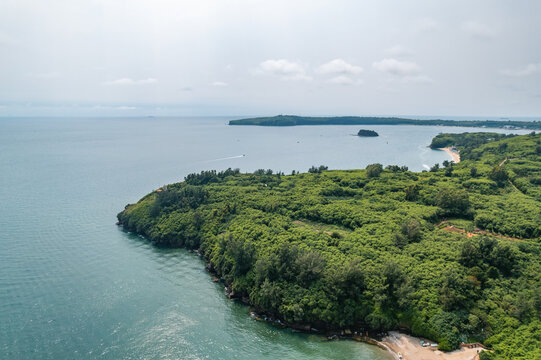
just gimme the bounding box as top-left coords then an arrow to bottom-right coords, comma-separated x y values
497,158 -> 523,193
438,221 -> 524,242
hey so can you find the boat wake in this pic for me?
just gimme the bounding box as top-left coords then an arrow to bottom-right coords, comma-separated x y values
202,154 -> 245,163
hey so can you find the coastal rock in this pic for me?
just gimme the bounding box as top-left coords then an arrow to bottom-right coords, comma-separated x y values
290,323 -> 311,332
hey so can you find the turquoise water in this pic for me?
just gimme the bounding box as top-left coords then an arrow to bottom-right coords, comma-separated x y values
0,117 -> 529,359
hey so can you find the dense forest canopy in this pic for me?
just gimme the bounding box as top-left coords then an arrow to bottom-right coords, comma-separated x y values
429,132 -> 516,150
228,115 -> 541,130
118,132 -> 541,360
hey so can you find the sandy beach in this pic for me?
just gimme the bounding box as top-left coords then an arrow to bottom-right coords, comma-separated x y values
381,332 -> 482,360
441,147 -> 461,163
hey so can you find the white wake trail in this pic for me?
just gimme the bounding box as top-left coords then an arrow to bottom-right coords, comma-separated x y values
202,154 -> 245,163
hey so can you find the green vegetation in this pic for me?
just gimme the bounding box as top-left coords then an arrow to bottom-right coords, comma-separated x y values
429,132 -> 516,150
118,133 -> 541,359
229,115 -> 541,130
357,129 -> 379,137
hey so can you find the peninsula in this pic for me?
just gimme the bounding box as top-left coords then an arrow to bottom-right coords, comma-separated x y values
228,115 -> 541,130
118,132 -> 540,360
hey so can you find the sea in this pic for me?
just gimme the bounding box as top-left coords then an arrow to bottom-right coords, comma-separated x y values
0,116 -> 532,359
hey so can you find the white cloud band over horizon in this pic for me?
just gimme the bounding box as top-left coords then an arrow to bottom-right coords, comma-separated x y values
0,0 -> 540,117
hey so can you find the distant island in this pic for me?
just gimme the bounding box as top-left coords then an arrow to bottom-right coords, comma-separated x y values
228,115 -> 541,130
357,129 -> 379,137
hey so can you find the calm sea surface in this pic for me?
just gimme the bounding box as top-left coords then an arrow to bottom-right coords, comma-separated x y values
0,117 -> 530,359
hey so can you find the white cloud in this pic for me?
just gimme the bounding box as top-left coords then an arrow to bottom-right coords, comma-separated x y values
372,58 -> 420,76
116,106 -> 136,110
327,75 -> 362,86
500,63 -> 541,77
415,18 -> 438,32
385,45 -> 414,58
316,59 -> 363,75
0,105 -> 7,109
103,78 -> 157,86
259,59 -> 311,80
461,21 -> 496,39
212,81 -> 228,87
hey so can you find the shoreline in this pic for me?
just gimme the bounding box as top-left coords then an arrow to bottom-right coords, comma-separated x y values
440,147 -> 461,163
122,214 -> 487,360
132,231 -> 484,360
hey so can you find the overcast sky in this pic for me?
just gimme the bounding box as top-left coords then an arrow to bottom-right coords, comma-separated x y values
1,0 -> 540,117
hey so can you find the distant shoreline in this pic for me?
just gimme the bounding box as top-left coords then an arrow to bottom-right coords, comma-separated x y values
228,115 -> 541,130
441,147 -> 461,163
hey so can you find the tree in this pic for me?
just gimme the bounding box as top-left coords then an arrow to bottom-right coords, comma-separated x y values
439,270 -> 476,311
401,218 -> 422,241
366,163 -> 383,178
252,279 -> 282,314
489,165 -> 508,186
377,261 -> 405,310
308,165 -> 328,173
227,236 -> 256,276
295,251 -> 326,286
460,237 -> 518,278
385,165 -> 408,172
436,187 -> 471,217
404,184 -> 419,201
395,218 -> 422,248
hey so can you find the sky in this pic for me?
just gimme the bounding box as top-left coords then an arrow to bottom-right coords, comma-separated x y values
0,0 -> 540,117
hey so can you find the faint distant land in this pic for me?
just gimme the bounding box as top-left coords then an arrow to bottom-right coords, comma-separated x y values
357,129 -> 379,137
228,115 -> 541,130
